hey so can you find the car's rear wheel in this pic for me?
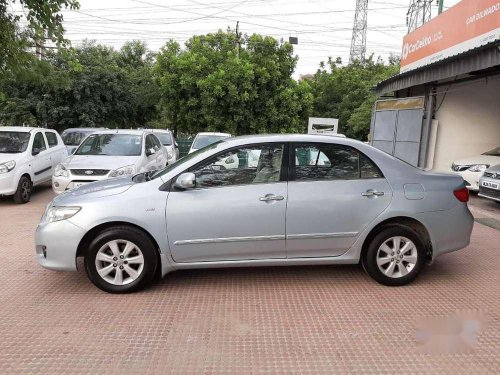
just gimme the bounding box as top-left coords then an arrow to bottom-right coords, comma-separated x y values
362,225 -> 426,286
84,226 -> 158,293
13,176 -> 32,204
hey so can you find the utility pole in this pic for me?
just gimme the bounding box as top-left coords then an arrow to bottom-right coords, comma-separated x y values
438,0 -> 444,14
235,21 -> 241,58
349,0 -> 368,64
406,0 -> 432,33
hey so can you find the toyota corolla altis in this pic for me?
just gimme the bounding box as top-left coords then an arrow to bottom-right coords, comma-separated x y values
36,134 -> 473,293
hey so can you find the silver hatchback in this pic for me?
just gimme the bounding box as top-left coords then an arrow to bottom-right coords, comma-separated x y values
36,135 -> 473,293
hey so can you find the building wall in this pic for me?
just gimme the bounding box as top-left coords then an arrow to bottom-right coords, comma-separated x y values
431,77 -> 500,171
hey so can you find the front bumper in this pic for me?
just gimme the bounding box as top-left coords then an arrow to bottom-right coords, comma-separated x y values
0,172 -> 17,196
36,219 -> 87,271
52,174 -> 110,195
478,177 -> 500,202
452,170 -> 481,191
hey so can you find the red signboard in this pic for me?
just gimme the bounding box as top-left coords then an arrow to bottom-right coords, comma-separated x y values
401,0 -> 500,73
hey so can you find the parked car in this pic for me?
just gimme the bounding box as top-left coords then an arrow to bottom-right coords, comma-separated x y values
188,132 -> 231,153
61,128 -> 106,155
52,129 -> 168,194
36,134 -> 473,293
0,127 -> 66,203
451,146 -> 500,191
150,129 -> 179,163
478,164 -> 500,203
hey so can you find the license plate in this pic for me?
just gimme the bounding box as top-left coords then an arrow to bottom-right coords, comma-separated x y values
73,182 -> 89,189
482,181 -> 499,190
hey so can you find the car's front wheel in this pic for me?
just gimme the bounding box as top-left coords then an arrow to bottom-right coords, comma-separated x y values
13,176 -> 32,204
362,225 -> 426,286
84,226 -> 158,293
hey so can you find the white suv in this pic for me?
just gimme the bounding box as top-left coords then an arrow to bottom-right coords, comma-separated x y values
0,127 -> 66,203
52,129 -> 168,194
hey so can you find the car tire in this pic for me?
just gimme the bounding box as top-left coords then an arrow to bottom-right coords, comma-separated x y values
84,226 -> 158,293
362,225 -> 426,286
13,176 -> 32,204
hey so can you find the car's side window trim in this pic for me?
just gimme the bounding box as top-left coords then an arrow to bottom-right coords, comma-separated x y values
289,142 -> 384,182
173,142 -> 287,191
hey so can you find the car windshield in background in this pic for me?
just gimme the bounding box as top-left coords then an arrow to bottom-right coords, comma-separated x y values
62,131 -> 95,146
145,141 -> 223,181
75,134 -> 142,156
192,135 -> 229,149
483,147 -> 500,156
0,131 -> 30,153
156,133 -> 172,146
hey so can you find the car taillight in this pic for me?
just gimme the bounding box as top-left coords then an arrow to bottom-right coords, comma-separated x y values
453,187 -> 469,203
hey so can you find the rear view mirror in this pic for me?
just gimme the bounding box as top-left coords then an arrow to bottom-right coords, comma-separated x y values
174,173 -> 196,190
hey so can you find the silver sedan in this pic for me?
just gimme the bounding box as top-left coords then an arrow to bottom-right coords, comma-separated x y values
36,134 -> 474,293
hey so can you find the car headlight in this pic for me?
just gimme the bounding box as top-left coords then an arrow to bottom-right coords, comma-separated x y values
54,164 -> 69,177
0,160 -> 16,174
109,165 -> 136,178
468,164 -> 489,172
167,149 -> 174,159
44,206 -> 81,223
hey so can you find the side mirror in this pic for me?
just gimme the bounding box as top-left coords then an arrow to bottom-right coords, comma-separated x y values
146,148 -> 156,157
32,148 -> 41,156
175,142 -> 179,148
174,172 -> 196,190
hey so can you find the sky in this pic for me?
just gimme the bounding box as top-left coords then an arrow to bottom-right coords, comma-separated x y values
19,0 -> 461,78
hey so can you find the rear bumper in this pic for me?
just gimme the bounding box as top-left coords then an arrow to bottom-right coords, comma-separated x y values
416,204 -> 474,260
35,219 -> 87,271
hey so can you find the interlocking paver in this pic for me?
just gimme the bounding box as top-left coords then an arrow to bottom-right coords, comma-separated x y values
0,185 -> 498,374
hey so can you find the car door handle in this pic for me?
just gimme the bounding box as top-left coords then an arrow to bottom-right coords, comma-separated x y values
259,194 -> 284,202
362,189 -> 385,197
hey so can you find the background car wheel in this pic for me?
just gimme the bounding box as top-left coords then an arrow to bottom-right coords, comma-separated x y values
13,176 -> 32,204
84,226 -> 158,293
362,225 -> 426,286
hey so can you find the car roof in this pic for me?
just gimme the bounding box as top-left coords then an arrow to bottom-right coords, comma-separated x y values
0,126 -> 44,133
149,129 -> 172,134
222,133 -> 363,145
63,128 -> 106,132
195,132 -> 231,137
85,129 -> 151,136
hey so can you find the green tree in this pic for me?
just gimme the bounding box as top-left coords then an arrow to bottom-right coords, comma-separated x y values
309,55 -> 399,140
153,30 -> 312,136
0,40 -> 159,130
0,0 -> 79,72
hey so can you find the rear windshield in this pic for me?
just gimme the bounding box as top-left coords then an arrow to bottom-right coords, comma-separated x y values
156,133 -> 172,146
75,134 -> 142,156
62,130 -> 94,146
0,131 -> 31,153
483,146 -> 500,157
192,135 -> 229,149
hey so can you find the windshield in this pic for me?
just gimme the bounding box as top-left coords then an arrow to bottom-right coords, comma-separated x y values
192,135 -> 229,150
75,134 -> 142,156
483,147 -> 500,157
146,141 -> 223,181
156,133 -> 172,146
0,131 -> 31,153
62,130 -> 94,146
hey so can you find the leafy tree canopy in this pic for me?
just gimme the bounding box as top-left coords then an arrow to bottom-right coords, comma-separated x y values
153,30 -> 313,136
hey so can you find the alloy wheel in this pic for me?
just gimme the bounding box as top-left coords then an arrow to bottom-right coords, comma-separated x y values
95,240 -> 145,285
21,180 -> 31,201
376,236 -> 418,278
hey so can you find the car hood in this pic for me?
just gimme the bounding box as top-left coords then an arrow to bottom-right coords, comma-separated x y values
0,152 -> 26,163
485,164 -> 500,173
65,155 -> 140,170
53,176 -> 135,203
453,155 -> 500,166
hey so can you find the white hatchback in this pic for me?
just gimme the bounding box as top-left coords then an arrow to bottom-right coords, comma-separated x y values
0,127 -> 66,203
52,130 -> 168,194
